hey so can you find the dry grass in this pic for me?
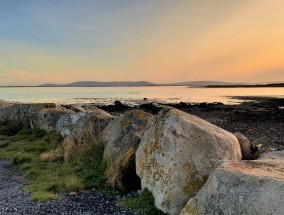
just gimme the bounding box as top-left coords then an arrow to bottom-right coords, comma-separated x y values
106,147 -> 136,191
62,120 -> 99,162
64,175 -> 84,192
106,163 -> 124,190
39,147 -> 64,162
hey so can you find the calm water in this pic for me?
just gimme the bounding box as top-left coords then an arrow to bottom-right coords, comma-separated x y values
0,86 -> 284,105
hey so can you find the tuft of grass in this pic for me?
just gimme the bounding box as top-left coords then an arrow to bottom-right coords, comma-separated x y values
64,175 -> 84,192
12,153 -> 33,165
69,142 -> 109,192
14,129 -> 46,142
31,191 -> 57,201
43,131 -> 63,145
119,188 -> 169,215
0,120 -> 24,136
39,148 -> 64,162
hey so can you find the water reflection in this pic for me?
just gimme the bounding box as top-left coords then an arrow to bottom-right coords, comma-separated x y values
0,86 -> 283,105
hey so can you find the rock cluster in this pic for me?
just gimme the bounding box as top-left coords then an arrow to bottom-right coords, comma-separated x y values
0,101 -> 282,215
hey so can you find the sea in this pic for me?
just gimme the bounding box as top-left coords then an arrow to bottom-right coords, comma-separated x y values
0,86 -> 284,105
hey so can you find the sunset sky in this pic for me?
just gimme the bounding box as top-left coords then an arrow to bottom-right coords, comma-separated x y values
0,0 -> 284,85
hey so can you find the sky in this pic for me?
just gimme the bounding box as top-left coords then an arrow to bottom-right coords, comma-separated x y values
0,0 -> 284,85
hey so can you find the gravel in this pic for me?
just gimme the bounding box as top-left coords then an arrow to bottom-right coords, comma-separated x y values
0,160 -> 141,215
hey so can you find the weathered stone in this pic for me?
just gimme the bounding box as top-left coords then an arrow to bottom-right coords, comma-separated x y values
0,102 -> 71,131
0,104 -> 31,124
30,106 -> 73,131
102,110 -> 152,191
0,103 -> 58,125
56,108 -> 114,143
260,150 -> 284,160
234,132 -> 260,160
136,108 -> 241,215
180,160 -> 284,215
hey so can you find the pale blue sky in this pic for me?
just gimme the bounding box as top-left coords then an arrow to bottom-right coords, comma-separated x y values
0,0 -> 284,85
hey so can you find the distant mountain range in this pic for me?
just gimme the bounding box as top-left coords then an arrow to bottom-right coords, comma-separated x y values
0,80 -> 273,88
38,81 -> 241,87
39,81 -> 156,87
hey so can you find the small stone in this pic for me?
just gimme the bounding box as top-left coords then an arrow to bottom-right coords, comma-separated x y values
69,192 -> 77,196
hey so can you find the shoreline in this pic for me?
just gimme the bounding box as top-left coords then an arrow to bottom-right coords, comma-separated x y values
87,96 -> 283,152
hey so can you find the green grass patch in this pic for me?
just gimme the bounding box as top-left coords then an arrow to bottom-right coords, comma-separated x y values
119,188 -> 169,215
0,127 -> 111,201
31,191 -> 58,201
0,120 -> 24,136
0,140 -> 10,148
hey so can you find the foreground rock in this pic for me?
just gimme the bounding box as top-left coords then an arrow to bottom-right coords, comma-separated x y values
0,103 -> 62,128
181,160 -> 284,215
136,108 -> 241,215
56,107 -> 114,143
103,110 -> 152,191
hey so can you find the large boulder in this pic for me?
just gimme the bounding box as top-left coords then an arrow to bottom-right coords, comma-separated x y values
180,160 -> 284,215
102,110 -> 152,191
56,107 -> 114,143
0,103 -> 57,127
30,106 -> 74,131
136,108 -> 241,215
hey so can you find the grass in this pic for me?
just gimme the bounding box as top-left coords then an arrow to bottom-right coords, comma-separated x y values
31,191 -> 58,201
0,120 -> 24,136
119,188 -> 169,215
0,124 -> 111,201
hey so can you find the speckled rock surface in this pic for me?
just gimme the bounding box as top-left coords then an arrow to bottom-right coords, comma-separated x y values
180,160 -> 284,215
56,107 -> 114,143
30,106 -> 73,131
136,108 -> 241,215
103,110 -> 152,163
0,103 -> 57,127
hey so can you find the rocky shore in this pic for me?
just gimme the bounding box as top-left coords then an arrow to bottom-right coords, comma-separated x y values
94,97 -> 284,152
0,97 -> 283,215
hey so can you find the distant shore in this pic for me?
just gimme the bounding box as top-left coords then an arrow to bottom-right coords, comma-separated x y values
206,83 -> 284,88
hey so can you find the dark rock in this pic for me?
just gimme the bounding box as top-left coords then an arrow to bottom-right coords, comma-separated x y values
138,103 -> 162,115
234,132 -> 260,160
